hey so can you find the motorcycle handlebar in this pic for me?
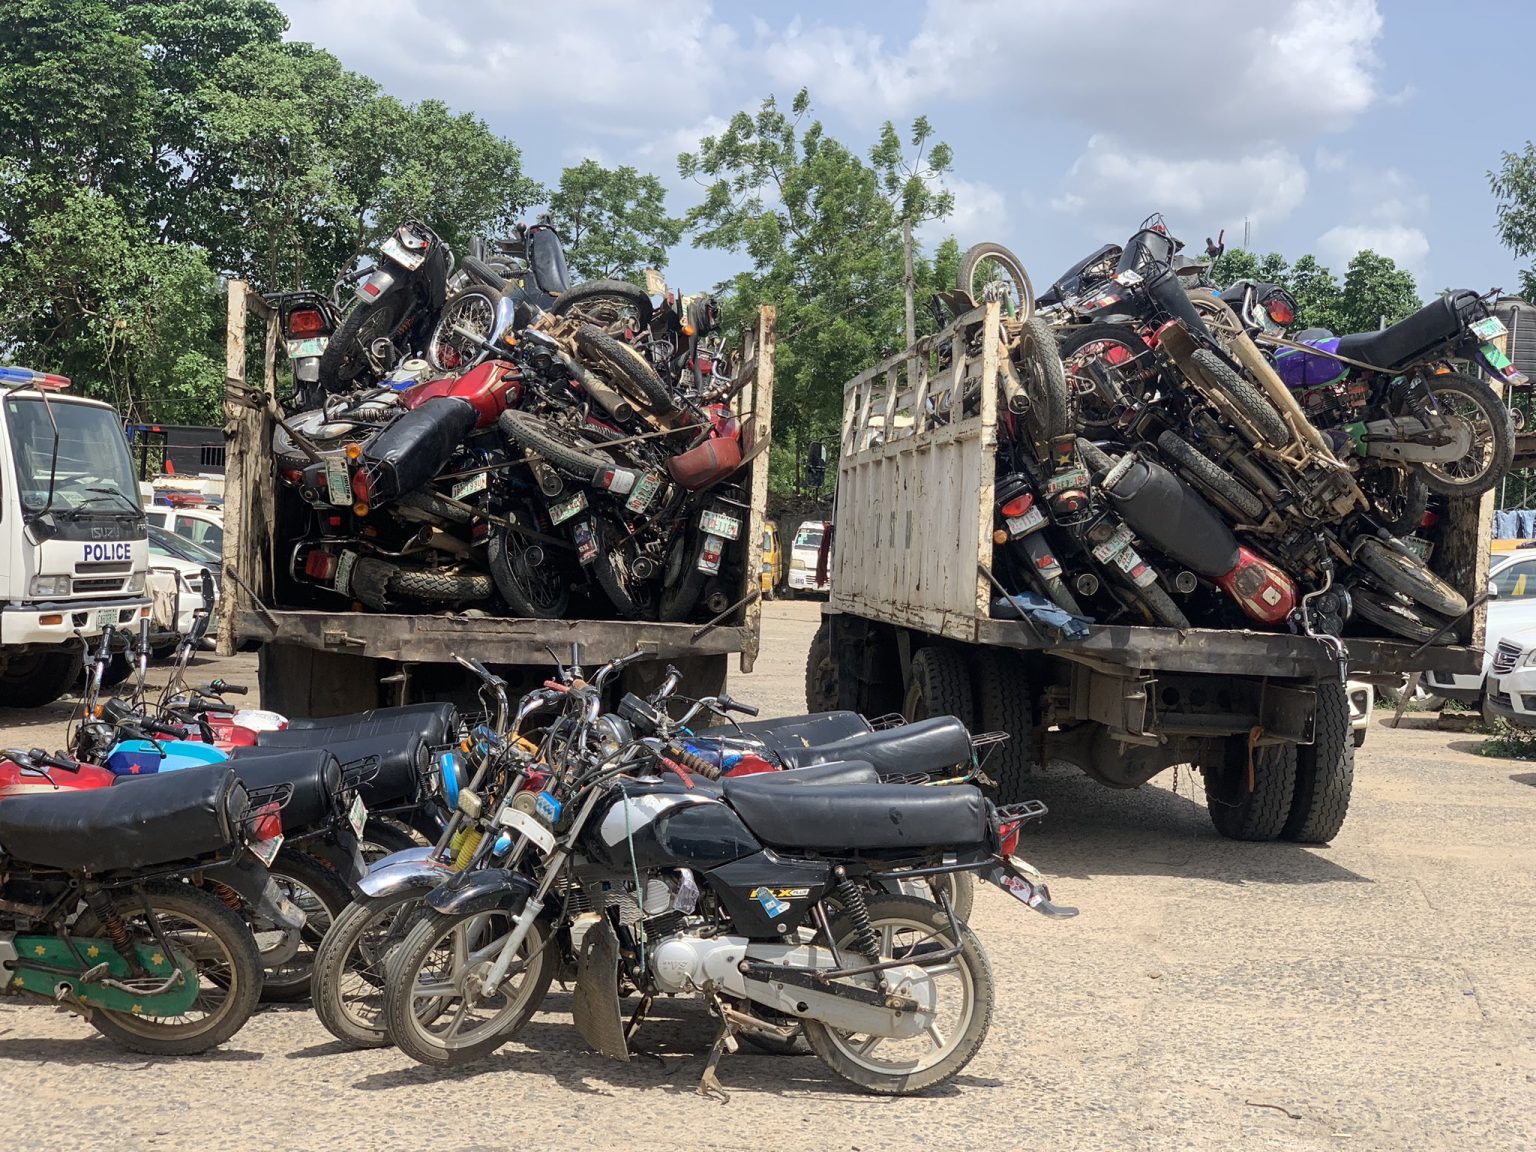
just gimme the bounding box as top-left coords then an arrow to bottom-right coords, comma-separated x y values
201,679 -> 248,696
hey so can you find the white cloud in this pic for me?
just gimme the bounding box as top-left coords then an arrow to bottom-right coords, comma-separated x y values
758,0 -> 1383,142
1317,224 -> 1430,278
918,176 -> 1008,247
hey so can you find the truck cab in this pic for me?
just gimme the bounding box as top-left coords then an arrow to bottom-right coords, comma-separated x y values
0,369 -> 149,706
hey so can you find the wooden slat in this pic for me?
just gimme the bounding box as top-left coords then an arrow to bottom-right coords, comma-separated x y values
737,305 -> 776,673
216,282 -> 249,657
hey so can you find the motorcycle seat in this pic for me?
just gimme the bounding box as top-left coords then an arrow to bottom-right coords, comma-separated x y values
0,765 -> 242,873
224,747 -> 342,833
731,710 -> 872,751
1333,291 -> 1480,372
776,716 -> 974,778
721,779 -> 989,852
735,760 -> 880,787
241,733 -> 426,810
279,701 -> 458,747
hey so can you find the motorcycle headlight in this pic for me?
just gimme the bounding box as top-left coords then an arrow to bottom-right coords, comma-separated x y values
30,575 -> 71,597
437,750 -> 462,806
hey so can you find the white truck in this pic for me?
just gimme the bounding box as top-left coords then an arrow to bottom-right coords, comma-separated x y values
807,305 -> 1488,843
0,368 -> 150,706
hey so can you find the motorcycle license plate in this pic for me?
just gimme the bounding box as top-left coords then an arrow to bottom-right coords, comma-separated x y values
625,471 -> 663,514
381,234 -> 425,270
1092,523 -> 1134,563
1469,316 -> 1507,341
549,491 -> 588,524
452,472 -> 488,500
1046,466 -> 1089,494
252,832 -> 283,868
286,337 -> 327,358
348,794 -> 368,838
699,510 -> 741,540
1399,535 -> 1434,563
96,608 -> 118,629
325,459 -> 353,505
572,520 -> 599,564
1006,506 -> 1046,537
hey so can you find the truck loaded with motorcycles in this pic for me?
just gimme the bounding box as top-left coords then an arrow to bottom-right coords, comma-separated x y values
0,368 -> 151,707
808,221 -> 1499,844
219,220 -> 774,713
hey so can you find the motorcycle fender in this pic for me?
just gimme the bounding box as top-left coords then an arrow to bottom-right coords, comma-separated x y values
357,847 -> 446,900
304,832 -> 367,889
202,854 -> 308,931
355,269 -> 398,304
425,867 -> 534,917
1361,416 -> 1472,462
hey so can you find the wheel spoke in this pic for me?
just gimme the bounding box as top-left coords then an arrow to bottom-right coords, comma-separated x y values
441,1001 -> 470,1040
411,979 -> 457,1000
925,1022 -> 947,1049
851,1033 -> 884,1058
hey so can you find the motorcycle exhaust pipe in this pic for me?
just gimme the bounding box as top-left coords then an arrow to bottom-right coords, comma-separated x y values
1100,453 -> 1297,625
1173,570 -> 1198,595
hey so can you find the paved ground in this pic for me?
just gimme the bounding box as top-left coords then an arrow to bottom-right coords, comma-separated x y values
2,600 -> 1533,1151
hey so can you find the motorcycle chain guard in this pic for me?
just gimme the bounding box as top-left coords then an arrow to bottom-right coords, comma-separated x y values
7,935 -> 201,1016
572,917 -> 629,1061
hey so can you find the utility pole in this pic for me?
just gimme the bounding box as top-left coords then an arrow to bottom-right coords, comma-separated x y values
902,218 -> 917,387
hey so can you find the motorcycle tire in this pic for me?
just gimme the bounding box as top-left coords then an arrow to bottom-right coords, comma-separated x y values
258,851 -> 355,1003
78,882 -> 263,1056
1189,348 -> 1290,449
359,818 -> 423,864
551,278 -> 654,330
1156,430 -> 1267,523
1011,316 -> 1070,443
1349,584 -> 1456,644
1128,573 -> 1191,629
460,255 -> 508,290
488,520 -> 571,619
318,289 -> 411,394
1411,371 -> 1515,498
957,241 -> 1034,320
1362,468 -> 1430,538
497,410 -> 612,480
588,515 -> 644,620
1057,323 -> 1153,432
657,529 -> 707,622
574,324 -> 682,418
312,888 -> 429,1049
1354,537 -> 1467,617
387,567 -> 494,605
427,286 -> 499,372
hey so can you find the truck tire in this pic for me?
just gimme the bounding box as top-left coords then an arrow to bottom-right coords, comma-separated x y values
1203,739 -> 1296,841
904,646 -> 976,730
0,650 -> 79,707
1283,678 -> 1354,843
973,651 -> 1036,804
805,619 -> 838,712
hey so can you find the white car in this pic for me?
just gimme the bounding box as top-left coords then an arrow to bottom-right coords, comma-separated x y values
786,520 -> 832,595
144,504 -> 223,554
1420,551 -> 1536,707
147,525 -> 220,654
1485,623 -> 1536,729
1347,679 -> 1374,748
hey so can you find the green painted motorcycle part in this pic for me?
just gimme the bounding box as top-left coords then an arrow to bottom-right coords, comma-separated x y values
6,935 -> 200,1015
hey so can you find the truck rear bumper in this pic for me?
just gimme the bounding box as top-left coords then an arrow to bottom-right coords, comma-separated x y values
1,599 -> 148,646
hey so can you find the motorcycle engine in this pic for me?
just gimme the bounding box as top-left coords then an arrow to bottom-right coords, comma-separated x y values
649,932 -> 751,995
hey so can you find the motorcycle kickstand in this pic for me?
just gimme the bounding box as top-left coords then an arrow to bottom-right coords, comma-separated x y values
697,992 -> 740,1104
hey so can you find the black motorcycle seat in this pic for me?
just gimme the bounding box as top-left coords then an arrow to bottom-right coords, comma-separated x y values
777,716 -> 974,777
275,701 -> 457,747
241,733 -> 425,810
224,747 -> 341,832
1334,291 -> 1479,371
722,779 -> 989,852
732,710 -> 872,752
0,765 -> 242,873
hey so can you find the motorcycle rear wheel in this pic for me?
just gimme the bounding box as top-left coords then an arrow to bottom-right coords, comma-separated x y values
1354,536 -> 1466,617
428,287 -> 498,372
1156,430 -> 1267,523
575,324 -> 681,418
802,893 -> 994,1095
957,242 -> 1034,320
489,520 -> 571,619
1412,372 -> 1515,497
551,278 -> 654,330
319,291 -> 410,393
77,882 -> 263,1056
1057,323 -> 1154,432
498,410 -> 612,480
312,889 -> 428,1049
1349,584 -> 1456,644
256,851 -> 354,1003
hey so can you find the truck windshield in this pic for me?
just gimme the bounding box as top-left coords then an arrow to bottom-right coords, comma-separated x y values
794,527 -> 824,549
5,396 -> 141,515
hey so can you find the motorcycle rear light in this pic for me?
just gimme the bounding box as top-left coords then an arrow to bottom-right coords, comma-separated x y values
287,307 -> 327,337
251,801 -> 283,845
350,468 -> 371,504
595,466 -> 638,495
1000,494 -> 1034,519
1264,296 -> 1296,327
279,467 -> 304,486
304,551 -> 337,581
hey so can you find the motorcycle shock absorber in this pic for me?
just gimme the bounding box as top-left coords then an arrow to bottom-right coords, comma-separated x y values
452,827 -> 484,871
85,891 -> 134,958
833,867 -> 881,962
208,881 -> 245,912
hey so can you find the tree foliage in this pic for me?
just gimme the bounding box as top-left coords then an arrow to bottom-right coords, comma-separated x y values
549,160 -> 682,281
1491,142 -> 1536,300
679,90 -> 956,489
1208,246 -> 1421,334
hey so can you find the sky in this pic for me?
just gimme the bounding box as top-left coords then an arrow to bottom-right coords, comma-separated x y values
275,0 -> 1534,301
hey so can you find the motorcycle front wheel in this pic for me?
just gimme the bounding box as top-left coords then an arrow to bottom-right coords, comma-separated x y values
76,882 -> 263,1056
802,893 -> 994,1095
318,290 -> 411,393
1411,372 -> 1515,497
383,908 -> 554,1067
312,889 -> 429,1049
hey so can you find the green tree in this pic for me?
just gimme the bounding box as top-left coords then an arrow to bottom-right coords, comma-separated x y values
1335,249 -> 1420,333
679,90 -> 954,491
1491,142 -> 1536,299
1207,246 -> 1417,333
549,160 -> 682,281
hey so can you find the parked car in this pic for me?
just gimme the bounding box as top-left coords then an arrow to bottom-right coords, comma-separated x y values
1485,623 -> 1536,729
1422,551 -> 1536,708
144,504 -> 223,554
760,522 -> 783,598
786,519 -> 831,595
147,525 -> 220,655
1347,679 -> 1374,748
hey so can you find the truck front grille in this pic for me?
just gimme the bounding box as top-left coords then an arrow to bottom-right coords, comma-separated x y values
72,578 -> 128,594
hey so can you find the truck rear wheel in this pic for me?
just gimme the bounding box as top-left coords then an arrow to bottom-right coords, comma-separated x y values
904,646 -> 976,729
1203,740 -> 1296,841
973,650 -> 1036,804
805,620 -> 837,712
1283,679 -> 1354,843
0,650 -> 79,707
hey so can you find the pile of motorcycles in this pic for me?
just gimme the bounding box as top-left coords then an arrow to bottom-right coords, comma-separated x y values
951,215 -> 1524,645
0,589 -> 1072,1097
260,220 -> 757,624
